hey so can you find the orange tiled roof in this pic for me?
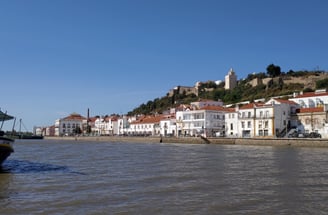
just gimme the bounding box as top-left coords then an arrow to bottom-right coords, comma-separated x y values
274,98 -> 298,105
294,92 -> 328,98
239,102 -> 265,109
62,113 -> 86,120
131,115 -> 166,124
225,107 -> 236,113
103,116 -> 119,122
299,107 -> 324,113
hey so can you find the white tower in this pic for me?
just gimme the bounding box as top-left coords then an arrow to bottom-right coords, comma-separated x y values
225,68 -> 237,90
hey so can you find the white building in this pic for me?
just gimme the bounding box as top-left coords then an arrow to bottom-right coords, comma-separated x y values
128,115 -> 163,136
225,99 -> 299,138
289,90 -> 328,108
159,115 -> 176,136
293,107 -> 328,138
55,113 -> 86,136
225,108 -> 239,137
176,106 -> 227,137
117,115 -> 130,135
94,116 -> 119,135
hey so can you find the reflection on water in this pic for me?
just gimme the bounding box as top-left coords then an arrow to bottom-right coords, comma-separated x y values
0,171 -> 13,202
1,159 -> 70,174
1,140 -> 328,214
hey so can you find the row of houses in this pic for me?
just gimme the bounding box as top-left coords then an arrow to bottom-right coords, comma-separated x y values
37,90 -> 328,139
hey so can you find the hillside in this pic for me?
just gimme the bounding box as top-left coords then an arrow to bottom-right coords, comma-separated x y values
128,69 -> 328,116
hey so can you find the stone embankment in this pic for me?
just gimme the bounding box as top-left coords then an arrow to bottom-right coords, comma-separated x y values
44,136 -> 328,147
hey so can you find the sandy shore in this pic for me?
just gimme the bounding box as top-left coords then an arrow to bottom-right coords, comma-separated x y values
44,136 -> 328,148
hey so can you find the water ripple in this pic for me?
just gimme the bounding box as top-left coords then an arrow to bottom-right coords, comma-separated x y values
1,160 -> 71,174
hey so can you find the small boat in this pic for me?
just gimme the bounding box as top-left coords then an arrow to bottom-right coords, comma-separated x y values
0,110 -> 14,165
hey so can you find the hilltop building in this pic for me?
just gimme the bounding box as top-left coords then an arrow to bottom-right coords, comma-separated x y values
168,85 -> 198,97
225,68 -> 237,90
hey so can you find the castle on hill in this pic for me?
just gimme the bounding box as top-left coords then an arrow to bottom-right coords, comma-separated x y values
168,68 -> 237,97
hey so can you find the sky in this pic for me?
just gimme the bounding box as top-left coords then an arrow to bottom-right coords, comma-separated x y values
0,0 -> 327,132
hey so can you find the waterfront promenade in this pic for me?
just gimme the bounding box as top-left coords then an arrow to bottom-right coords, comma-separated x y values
44,136 -> 328,147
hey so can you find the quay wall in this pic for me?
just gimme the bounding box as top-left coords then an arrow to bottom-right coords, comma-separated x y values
44,136 -> 328,147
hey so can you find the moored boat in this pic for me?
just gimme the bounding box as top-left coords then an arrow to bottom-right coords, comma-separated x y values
0,110 -> 15,165
0,136 -> 14,165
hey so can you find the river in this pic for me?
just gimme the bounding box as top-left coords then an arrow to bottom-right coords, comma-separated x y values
1,139 -> 328,214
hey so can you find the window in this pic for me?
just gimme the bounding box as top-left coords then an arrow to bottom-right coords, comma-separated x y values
258,121 -> 262,129
194,113 -> 204,119
264,121 -> 269,128
259,130 -> 263,136
241,122 -> 245,128
247,121 -> 251,128
183,114 -> 191,120
248,112 -> 251,118
265,111 -> 269,118
305,118 -> 310,124
230,123 -> 233,130
260,111 -> 263,118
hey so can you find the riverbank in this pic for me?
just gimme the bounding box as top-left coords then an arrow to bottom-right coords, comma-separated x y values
44,136 -> 328,147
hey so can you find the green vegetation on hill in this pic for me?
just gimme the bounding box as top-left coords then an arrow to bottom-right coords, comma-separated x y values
128,65 -> 328,116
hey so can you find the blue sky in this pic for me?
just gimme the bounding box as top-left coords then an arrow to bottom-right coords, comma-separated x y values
1,0 -> 327,131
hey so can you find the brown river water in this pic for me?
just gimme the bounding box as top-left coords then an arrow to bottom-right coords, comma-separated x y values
1,139 -> 328,214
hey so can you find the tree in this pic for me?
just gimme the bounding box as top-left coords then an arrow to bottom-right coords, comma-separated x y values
266,64 -> 281,77
316,78 -> 328,89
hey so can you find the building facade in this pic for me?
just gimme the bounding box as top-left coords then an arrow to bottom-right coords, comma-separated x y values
289,90 -> 328,108
225,99 -> 299,138
128,115 -> 164,136
55,113 -> 86,136
294,107 -> 328,137
176,106 -> 227,137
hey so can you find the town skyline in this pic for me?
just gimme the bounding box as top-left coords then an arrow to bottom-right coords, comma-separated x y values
37,89 -> 328,140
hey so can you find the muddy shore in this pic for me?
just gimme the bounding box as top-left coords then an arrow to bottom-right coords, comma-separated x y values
44,136 -> 328,148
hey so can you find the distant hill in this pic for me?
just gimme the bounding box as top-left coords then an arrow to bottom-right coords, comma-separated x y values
128,69 -> 328,116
